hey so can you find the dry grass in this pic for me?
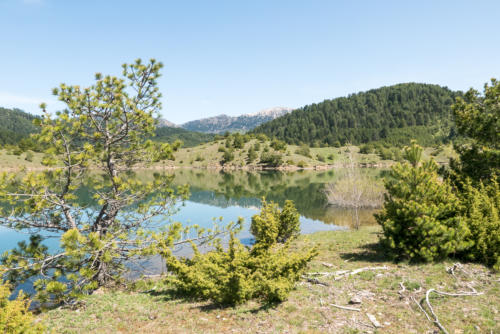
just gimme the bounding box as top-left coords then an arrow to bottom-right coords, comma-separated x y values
41,227 -> 499,333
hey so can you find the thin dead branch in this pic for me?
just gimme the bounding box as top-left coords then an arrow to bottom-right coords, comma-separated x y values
330,303 -> 361,312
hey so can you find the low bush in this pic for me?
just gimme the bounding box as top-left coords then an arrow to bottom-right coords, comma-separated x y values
270,139 -> 287,152
260,152 -> 283,167
295,144 -> 311,158
221,149 -> 234,164
163,200 -> 317,305
0,270 -> 45,333
297,160 -> 307,168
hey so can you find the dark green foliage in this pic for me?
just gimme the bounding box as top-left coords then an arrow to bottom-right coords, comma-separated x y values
232,133 -> 245,149
163,200 -> 317,305
459,179 -> 500,270
448,79 -> 500,184
252,83 -> 460,146
359,144 -> 375,154
376,143 -> 471,262
259,152 -> 283,167
0,108 -> 39,146
247,147 -> 257,162
154,126 -> 213,147
316,154 -> 325,162
221,149 -> 235,164
270,139 -> 287,152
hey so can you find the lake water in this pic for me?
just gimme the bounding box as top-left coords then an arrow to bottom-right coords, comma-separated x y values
0,168 -> 383,256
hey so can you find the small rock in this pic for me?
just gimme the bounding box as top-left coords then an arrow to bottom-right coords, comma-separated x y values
366,313 -> 382,328
349,296 -> 362,304
384,321 -> 391,326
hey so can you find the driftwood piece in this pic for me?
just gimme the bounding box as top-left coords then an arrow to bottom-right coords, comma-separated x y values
330,303 -> 361,312
307,266 -> 389,280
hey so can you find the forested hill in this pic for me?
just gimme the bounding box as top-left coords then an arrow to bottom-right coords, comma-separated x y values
0,107 -> 39,145
252,83 -> 461,146
154,126 -> 214,147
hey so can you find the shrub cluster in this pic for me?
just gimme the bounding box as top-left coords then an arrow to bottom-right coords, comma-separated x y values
259,152 -> 283,167
163,200 -> 317,305
377,142 -> 500,269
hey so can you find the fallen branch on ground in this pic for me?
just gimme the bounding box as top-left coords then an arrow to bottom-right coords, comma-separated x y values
330,303 -> 361,311
306,266 -> 389,280
423,286 -> 483,334
302,275 -> 330,286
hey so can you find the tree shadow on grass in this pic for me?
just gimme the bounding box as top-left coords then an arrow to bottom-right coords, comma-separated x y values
145,287 -> 279,313
340,240 -> 393,264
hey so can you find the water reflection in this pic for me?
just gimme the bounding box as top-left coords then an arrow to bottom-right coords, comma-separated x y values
167,168 -> 382,227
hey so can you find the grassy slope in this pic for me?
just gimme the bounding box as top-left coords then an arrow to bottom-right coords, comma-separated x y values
41,227 -> 499,334
0,142 -> 456,170
166,140 -> 456,169
0,150 -> 48,170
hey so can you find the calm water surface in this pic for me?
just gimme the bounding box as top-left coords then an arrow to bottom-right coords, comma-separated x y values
0,169 -> 383,256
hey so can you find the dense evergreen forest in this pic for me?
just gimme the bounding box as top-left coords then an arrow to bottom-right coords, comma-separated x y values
0,107 -> 40,145
252,83 -> 462,146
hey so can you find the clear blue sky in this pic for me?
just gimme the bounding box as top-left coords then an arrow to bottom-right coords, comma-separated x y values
1,0 -> 499,124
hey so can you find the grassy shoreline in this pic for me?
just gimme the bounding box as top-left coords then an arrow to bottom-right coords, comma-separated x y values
0,142 -> 455,172
40,226 -> 499,333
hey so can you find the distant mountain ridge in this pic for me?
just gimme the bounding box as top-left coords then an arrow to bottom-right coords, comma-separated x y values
176,107 -> 293,134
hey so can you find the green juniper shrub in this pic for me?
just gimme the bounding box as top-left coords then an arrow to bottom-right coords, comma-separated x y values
376,142 -> 471,262
250,199 -> 301,243
459,178 -> 500,270
316,154 -> 325,162
163,200 -> 317,305
0,268 -> 45,333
